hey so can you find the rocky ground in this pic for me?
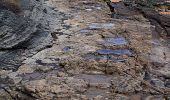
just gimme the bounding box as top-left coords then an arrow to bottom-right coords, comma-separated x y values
0,0 -> 170,100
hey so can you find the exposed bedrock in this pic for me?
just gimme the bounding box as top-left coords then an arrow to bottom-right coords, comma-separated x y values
0,0 -> 55,70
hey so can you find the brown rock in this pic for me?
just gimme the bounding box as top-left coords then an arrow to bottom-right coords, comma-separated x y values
131,95 -> 141,100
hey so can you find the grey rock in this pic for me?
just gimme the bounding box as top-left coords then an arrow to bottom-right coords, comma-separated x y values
139,7 -> 170,37
0,9 -> 37,49
0,89 -> 13,100
0,0 -> 54,70
111,75 -> 142,93
150,79 -> 165,88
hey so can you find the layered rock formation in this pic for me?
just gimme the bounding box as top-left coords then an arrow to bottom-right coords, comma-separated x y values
0,0 -> 169,99
124,0 -> 170,37
0,0 -> 54,70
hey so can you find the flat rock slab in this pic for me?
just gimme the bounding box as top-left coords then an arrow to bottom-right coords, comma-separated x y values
89,23 -> 115,29
97,49 -> 132,56
100,37 -> 128,46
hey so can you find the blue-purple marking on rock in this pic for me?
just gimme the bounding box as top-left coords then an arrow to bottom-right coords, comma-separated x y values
83,53 -> 126,62
80,29 -> 90,33
97,49 -> 132,56
63,46 -> 71,52
89,23 -> 114,29
104,37 -> 127,46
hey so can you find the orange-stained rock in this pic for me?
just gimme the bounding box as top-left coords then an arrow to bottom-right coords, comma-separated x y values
159,11 -> 170,15
110,0 -> 121,3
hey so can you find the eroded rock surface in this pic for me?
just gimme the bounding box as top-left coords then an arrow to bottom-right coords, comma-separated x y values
0,0 -> 170,100
0,0 -> 71,70
0,9 -> 36,49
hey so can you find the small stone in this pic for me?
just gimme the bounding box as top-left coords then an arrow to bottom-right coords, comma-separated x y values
93,95 -> 103,100
63,46 -> 72,52
17,65 -> 35,74
143,71 -> 151,80
24,79 -> 47,92
164,79 -> 170,88
145,95 -> 165,100
80,95 -> 88,100
0,70 -> 12,78
36,65 -> 54,72
13,77 -> 22,84
66,78 -> 88,92
57,72 -> 67,77
150,79 -> 165,88
85,9 -> 92,11
7,72 -> 18,79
